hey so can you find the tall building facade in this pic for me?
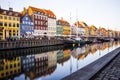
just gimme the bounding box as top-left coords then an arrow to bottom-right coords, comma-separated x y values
58,18 -> 70,36
44,9 -> 56,36
56,19 -> 63,36
0,7 -> 20,40
20,13 -> 34,38
28,6 -> 48,36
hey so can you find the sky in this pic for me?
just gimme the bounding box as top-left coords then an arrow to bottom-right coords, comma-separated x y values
0,0 -> 120,31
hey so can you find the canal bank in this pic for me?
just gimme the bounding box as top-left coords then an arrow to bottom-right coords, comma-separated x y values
0,39 -> 64,50
62,47 -> 120,80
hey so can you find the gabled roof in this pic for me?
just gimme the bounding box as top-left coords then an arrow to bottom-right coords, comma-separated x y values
0,8 -> 20,17
20,12 -> 33,22
44,9 -> 56,19
74,21 -> 88,28
29,6 -> 45,14
89,25 -> 97,30
57,18 -> 70,26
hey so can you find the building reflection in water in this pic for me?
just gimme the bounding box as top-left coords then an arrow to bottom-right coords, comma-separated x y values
0,41 -> 120,79
57,49 -> 71,65
0,57 -> 21,79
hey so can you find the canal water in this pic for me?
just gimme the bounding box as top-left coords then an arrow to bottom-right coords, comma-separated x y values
0,41 -> 120,80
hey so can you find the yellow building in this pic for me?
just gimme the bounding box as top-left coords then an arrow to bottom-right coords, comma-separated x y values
61,18 -> 70,36
0,57 -> 21,79
85,27 -> 89,37
99,27 -> 108,37
89,25 -> 98,37
0,7 -> 20,40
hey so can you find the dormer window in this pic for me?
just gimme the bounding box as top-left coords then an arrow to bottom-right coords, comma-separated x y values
15,13 -> 18,17
3,11 -> 6,14
8,12 -> 12,16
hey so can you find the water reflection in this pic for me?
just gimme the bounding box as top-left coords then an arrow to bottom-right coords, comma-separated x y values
0,41 -> 120,80
0,57 -> 21,79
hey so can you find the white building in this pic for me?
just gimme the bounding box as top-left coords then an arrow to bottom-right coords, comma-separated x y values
73,21 -> 87,37
44,9 -> 56,37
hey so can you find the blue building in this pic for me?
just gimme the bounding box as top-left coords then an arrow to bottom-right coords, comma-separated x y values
20,13 -> 34,38
21,55 -> 35,73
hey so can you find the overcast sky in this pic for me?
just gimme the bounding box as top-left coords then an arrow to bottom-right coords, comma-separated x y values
0,0 -> 120,31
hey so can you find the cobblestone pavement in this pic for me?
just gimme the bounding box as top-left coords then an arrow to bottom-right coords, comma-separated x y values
92,52 -> 120,80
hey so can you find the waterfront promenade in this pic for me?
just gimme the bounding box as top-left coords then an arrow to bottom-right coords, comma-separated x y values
62,47 -> 120,80
92,49 -> 120,80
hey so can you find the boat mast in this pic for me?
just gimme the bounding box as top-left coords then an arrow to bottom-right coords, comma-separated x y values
70,12 -> 72,38
76,9 -> 78,38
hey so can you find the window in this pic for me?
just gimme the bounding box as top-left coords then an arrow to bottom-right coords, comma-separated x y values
0,22 -> 3,26
28,22 -> 30,25
35,21 -> 37,24
3,11 -> 6,14
8,12 -> 12,16
13,23 -> 15,27
0,16 -> 2,19
17,23 -> 19,27
14,64 -> 16,67
35,15 -> 37,19
13,17 -> 15,20
9,17 -> 11,20
15,13 -> 18,16
4,22 -> 7,26
1,73 -> 4,76
9,23 -> 11,27
4,16 -> 7,19
26,17 -> 28,20
17,18 -> 19,21
23,21 -> 25,24
6,65 -> 8,69
10,64 -> 12,68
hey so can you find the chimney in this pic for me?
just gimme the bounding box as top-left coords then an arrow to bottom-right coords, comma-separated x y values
9,7 -> 13,11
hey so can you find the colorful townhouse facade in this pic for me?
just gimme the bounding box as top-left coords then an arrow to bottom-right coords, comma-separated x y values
89,25 -> 98,37
0,7 -> 20,40
56,19 -> 64,36
73,21 -> 87,37
44,9 -> 56,36
56,18 -> 70,37
20,12 -> 34,38
61,18 -> 70,36
28,6 -> 48,36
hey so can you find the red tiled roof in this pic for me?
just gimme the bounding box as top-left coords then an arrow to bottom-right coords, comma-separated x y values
29,6 -> 45,14
44,9 -> 56,18
57,18 -> 70,26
